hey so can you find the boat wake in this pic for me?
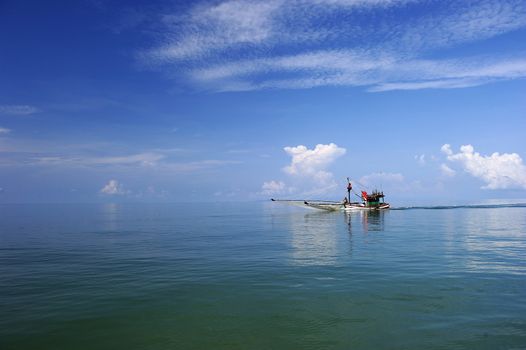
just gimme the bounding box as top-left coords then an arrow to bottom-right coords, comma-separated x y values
391,203 -> 526,210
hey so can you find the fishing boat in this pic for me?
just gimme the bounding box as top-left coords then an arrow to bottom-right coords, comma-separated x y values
342,189 -> 390,210
271,178 -> 390,211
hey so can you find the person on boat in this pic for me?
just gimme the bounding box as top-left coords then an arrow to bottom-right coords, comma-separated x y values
342,196 -> 349,207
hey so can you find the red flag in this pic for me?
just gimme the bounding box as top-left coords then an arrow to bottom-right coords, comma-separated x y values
361,191 -> 368,200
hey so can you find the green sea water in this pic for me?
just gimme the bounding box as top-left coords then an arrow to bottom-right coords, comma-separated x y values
1,203 -> 525,349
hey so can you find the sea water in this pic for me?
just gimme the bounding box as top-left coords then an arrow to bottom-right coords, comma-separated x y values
1,202 -> 525,349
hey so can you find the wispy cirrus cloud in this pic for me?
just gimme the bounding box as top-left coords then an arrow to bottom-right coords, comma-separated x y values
33,152 -> 164,167
387,0 -> 526,52
192,51 -> 526,91
0,127 -> 11,134
0,145 -> 241,174
151,0 -> 282,62
0,105 -> 40,115
142,0 -> 526,91
35,154 -> 240,172
369,57 -> 526,91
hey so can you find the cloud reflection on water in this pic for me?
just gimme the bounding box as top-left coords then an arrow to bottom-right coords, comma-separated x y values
462,208 -> 526,275
288,210 -> 386,266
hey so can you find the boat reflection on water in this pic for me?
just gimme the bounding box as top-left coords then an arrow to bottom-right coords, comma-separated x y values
288,210 -> 387,266
101,203 -> 120,232
288,211 -> 340,266
344,210 -> 386,234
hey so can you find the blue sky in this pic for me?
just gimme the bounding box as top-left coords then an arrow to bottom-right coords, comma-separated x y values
0,0 -> 525,203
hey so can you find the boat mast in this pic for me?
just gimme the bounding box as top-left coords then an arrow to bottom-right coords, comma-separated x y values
346,177 -> 352,202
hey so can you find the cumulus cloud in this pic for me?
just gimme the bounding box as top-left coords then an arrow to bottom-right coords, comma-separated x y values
142,0 -> 526,92
280,143 -> 346,194
415,154 -> 426,165
0,127 -> 11,134
441,143 -> 453,156
284,143 -> 346,176
0,105 -> 39,115
261,143 -> 346,196
283,143 -> 346,188
442,144 -> 526,189
440,163 -> 456,177
100,180 -> 129,195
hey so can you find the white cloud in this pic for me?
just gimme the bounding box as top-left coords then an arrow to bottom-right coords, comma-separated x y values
284,143 -> 346,178
282,143 -> 346,194
193,51 -> 526,92
192,49 -> 392,83
442,144 -> 526,189
441,144 -> 453,156
261,180 -> 287,195
1,145 -> 241,174
147,0 -> 418,64
369,77 -> 489,92
34,152 -> 164,167
310,0 -> 413,6
0,127 -> 11,134
143,0 -> 526,92
0,105 -> 39,115
440,163 -> 456,177
370,57 -> 526,91
89,153 -> 163,166
415,154 -> 425,165
151,0 -> 282,62
100,179 -> 129,195
391,0 -> 526,52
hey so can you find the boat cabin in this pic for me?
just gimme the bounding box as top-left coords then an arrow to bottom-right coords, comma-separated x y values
362,190 -> 386,207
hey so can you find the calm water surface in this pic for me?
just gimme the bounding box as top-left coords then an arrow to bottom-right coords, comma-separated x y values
1,203 -> 525,349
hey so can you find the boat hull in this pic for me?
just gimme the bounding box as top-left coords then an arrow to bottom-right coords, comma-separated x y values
343,203 -> 390,211
305,202 -> 391,211
271,199 -> 390,211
